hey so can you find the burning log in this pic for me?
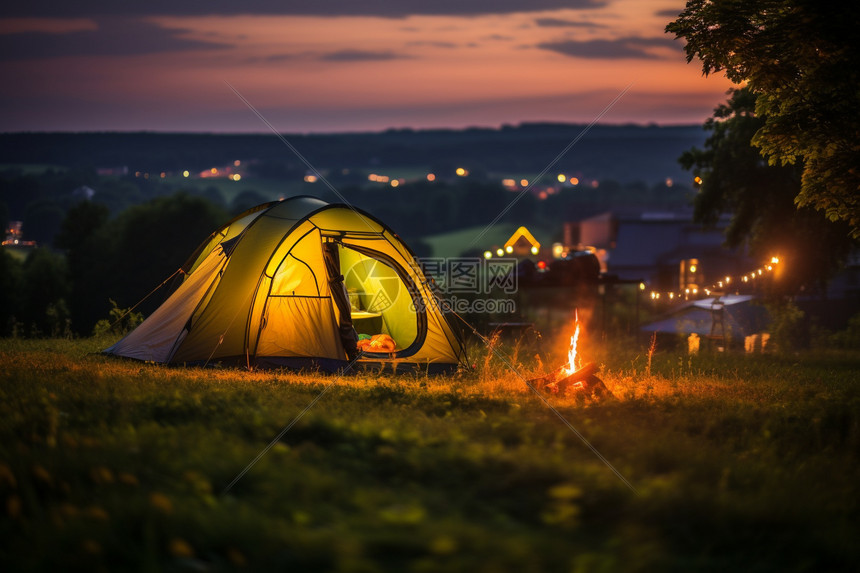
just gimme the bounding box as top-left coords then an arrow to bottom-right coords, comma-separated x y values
529,362 -> 612,399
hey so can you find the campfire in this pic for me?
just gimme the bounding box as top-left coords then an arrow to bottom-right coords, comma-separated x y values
530,312 -> 611,399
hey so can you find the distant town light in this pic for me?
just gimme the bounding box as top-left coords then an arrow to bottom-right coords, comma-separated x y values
771,256 -> 779,264
304,174 -> 318,183
496,248 -> 504,257
505,245 -> 513,254
483,251 -> 492,259
639,282 -> 646,291
210,167 -> 217,174
426,173 -> 436,182
390,179 -> 400,188
234,160 -> 241,167
557,174 -> 566,183
455,167 -> 468,176
232,174 -> 241,181
694,176 -> 703,185
530,246 -> 539,255
520,178 -> 528,187
182,170 -> 189,178
160,172 -> 166,178
665,177 -> 673,187
569,177 -> 579,185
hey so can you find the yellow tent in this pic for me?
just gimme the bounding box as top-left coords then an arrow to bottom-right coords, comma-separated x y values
105,197 -> 467,373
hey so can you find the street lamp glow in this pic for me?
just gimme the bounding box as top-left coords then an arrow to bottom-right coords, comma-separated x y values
557,174 -> 566,183
496,248 -> 504,257
483,251 -> 492,259
505,245 -> 513,254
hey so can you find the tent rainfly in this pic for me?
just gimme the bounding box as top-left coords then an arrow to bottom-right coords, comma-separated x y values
105,196 -> 468,373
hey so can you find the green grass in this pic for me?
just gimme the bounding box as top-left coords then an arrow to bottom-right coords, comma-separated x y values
1,336 -> 859,571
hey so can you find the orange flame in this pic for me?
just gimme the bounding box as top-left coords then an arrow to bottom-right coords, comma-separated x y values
563,311 -> 582,375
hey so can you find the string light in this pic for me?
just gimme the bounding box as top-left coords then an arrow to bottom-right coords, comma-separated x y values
644,256 -> 780,302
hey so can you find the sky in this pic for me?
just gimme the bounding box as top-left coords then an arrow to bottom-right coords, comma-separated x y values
0,1 -> 736,133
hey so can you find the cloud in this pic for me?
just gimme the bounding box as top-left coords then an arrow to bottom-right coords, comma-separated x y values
319,49 -> 409,62
0,17 -> 230,60
405,41 -> 459,49
483,34 -> 515,42
244,53 -> 300,64
538,36 -> 679,60
534,17 -> 606,29
1,1 -> 606,18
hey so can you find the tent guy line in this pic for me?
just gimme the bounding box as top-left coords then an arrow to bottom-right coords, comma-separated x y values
223,80 -> 378,235
465,82 -> 634,252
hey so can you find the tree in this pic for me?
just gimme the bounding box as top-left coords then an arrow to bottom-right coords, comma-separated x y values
55,201 -> 111,333
0,248 -> 23,335
667,0 -> 860,238
680,87 -> 855,294
20,248 -> 70,336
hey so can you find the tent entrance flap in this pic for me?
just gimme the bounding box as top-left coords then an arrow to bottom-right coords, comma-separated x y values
323,241 -> 358,360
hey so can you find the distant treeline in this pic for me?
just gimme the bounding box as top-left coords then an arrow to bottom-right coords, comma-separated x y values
0,123 -> 705,184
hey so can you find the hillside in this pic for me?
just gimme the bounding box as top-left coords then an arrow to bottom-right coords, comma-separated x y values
0,123 -> 705,185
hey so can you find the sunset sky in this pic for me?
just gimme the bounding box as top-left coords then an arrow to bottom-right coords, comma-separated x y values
0,1 -> 736,133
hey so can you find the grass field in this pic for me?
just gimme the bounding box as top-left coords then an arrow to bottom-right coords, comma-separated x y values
1,335 -> 858,572
424,224 -> 554,258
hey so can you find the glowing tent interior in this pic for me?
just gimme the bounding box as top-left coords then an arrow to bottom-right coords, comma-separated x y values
104,196 -> 468,373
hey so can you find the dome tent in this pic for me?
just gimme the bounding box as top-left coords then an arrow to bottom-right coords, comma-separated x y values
105,196 -> 468,373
